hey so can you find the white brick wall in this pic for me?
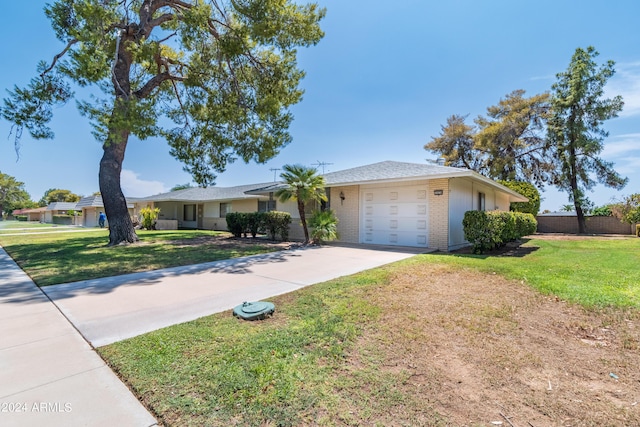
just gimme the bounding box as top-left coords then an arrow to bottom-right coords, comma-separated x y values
331,186 -> 360,243
428,179 -> 450,251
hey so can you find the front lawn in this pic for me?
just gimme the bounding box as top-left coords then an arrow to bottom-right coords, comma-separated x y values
436,235 -> 640,308
0,229 -> 283,286
100,236 -> 640,426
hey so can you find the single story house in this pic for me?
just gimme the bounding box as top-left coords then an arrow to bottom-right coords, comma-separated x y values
12,207 -> 48,222
134,183 -> 275,230
76,195 -> 139,227
45,202 -> 81,225
134,161 -> 527,251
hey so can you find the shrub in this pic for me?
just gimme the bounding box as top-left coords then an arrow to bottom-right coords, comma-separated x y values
636,224 -> 640,237
15,215 -> 27,221
309,209 -> 339,244
246,212 -> 266,238
515,212 -> 537,236
225,212 -> 247,238
463,210 -> 537,254
139,207 -> 160,230
52,215 -> 73,225
463,211 -> 504,254
263,211 -> 291,241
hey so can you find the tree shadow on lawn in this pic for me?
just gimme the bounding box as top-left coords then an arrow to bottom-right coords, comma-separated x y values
448,238 -> 540,259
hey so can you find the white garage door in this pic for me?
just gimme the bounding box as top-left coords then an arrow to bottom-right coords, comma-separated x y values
360,185 -> 429,247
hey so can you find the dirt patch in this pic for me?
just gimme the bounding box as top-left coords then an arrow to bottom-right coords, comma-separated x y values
344,263 -> 640,426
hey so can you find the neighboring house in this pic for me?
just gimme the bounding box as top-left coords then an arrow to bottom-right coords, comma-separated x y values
247,161 -> 527,251
134,183 -> 276,230
12,207 -> 47,222
76,195 -> 139,227
134,161 -> 526,251
45,202 -> 81,224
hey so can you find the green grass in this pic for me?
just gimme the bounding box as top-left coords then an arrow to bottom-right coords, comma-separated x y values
0,229 -> 278,286
100,269 -> 393,426
425,237 -> 640,308
0,221 -> 76,232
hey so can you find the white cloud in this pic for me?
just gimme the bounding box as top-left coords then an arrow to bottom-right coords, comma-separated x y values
120,169 -> 168,197
606,62 -> 640,118
602,133 -> 640,157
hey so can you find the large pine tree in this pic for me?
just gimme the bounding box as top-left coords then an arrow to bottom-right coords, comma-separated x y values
2,1 -> 325,245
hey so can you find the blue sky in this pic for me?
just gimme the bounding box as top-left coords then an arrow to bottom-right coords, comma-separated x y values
1,1 -> 639,211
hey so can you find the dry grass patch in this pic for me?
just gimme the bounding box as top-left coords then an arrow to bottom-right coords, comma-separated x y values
341,263 -> 640,426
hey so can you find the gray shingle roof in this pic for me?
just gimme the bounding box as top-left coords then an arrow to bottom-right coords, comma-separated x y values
76,195 -> 137,209
47,202 -> 79,211
245,161 -> 471,193
321,161 -> 469,185
243,160 -> 527,202
137,183 -> 275,203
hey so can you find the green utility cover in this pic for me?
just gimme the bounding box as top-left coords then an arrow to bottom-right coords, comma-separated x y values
233,301 -> 275,321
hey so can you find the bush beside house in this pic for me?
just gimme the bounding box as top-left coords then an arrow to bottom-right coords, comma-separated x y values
463,210 -> 537,254
226,211 -> 292,241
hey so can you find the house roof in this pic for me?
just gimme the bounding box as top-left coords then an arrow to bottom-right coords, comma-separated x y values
76,195 -> 138,209
538,211 -> 577,216
246,161 -> 528,203
136,183 -> 274,203
13,207 -> 47,215
47,202 -> 79,211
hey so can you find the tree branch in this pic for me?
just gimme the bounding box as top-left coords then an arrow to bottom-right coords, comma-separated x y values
40,39 -> 78,76
134,72 -> 185,99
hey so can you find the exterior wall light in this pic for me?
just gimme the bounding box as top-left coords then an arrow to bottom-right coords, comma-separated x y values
339,191 -> 345,205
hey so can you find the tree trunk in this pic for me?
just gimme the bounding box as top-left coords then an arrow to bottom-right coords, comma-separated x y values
568,142 -> 587,234
99,130 -> 138,246
298,200 -> 309,243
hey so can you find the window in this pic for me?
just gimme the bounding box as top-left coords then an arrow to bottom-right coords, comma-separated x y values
220,202 -> 230,217
183,204 -> 196,221
258,200 -> 276,213
478,192 -> 486,211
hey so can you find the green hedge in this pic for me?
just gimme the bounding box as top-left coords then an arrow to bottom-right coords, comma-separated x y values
226,211 -> 291,241
15,215 -> 28,221
636,224 -> 640,237
263,211 -> 291,241
463,210 -> 537,254
52,215 -> 73,225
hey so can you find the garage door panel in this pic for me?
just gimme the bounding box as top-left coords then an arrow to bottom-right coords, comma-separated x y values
361,186 -> 429,247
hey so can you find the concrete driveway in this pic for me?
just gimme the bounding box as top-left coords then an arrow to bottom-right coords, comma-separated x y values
43,245 -> 425,347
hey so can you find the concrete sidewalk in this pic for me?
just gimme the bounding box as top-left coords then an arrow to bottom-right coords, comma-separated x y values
44,244 -> 424,347
0,247 -> 158,427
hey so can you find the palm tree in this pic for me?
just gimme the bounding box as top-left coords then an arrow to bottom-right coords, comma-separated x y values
275,164 -> 327,243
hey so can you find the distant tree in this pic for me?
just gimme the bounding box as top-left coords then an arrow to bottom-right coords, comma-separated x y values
610,194 -> 640,224
170,183 -> 194,192
39,188 -> 80,206
591,204 -> 613,217
1,1 -> 325,246
547,46 -> 627,234
560,204 -> 574,212
275,164 -> 327,243
0,172 -> 32,218
475,90 -> 553,186
426,90 -> 553,186
424,114 -> 484,171
498,180 -> 541,216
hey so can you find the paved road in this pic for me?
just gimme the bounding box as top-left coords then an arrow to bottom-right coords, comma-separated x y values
43,244 -> 425,347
